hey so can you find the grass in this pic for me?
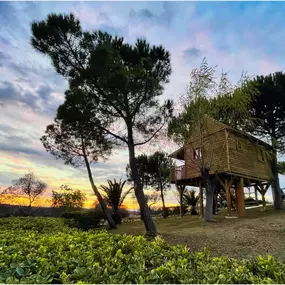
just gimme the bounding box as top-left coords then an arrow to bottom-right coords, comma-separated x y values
110,206 -> 285,259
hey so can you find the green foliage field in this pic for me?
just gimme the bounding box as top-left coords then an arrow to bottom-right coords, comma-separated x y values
1,217 -> 285,284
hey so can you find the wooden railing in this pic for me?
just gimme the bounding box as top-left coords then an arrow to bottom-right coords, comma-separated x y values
171,165 -> 185,182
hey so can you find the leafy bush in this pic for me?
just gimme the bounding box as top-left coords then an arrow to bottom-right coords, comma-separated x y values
93,205 -> 130,222
62,210 -> 106,230
0,217 -> 70,233
118,208 -> 130,219
1,217 -> 285,283
111,213 -> 122,224
164,206 -> 188,216
245,197 -> 262,205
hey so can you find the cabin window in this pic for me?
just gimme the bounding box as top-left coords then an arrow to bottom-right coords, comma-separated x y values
236,140 -> 242,150
257,149 -> 266,162
193,147 -> 202,160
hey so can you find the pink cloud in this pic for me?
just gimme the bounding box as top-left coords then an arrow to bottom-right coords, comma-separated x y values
259,60 -> 280,75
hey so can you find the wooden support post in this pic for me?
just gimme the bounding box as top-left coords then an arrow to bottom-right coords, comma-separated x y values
236,178 -> 245,217
263,184 -> 270,209
225,177 -> 233,216
261,191 -> 266,209
199,181 -> 204,218
271,182 -> 275,203
254,186 -> 259,205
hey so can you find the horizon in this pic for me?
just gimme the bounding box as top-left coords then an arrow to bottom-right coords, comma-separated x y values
0,1 -> 285,207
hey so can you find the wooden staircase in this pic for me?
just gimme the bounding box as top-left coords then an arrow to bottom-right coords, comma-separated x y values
218,188 -> 236,210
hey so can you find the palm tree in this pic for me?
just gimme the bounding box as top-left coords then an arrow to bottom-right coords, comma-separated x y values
183,189 -> 199,215
100,179 -> 133,224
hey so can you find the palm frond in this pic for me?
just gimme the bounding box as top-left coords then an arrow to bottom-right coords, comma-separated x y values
100,179 -> 133,211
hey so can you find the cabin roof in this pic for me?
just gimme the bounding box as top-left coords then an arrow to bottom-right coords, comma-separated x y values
168,146 -> 184,159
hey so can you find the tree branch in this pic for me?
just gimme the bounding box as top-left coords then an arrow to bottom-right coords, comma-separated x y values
134,122 -> 165,146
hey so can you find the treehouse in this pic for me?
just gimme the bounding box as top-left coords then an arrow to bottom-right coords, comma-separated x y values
169,118 -> 274,217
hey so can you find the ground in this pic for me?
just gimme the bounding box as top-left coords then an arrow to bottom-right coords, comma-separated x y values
110,206 -> 285,260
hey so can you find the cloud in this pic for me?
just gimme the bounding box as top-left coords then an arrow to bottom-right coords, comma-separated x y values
129,2 -> 176,29
0,81 -> 36,107
37,85 -> 53,101
0,81 -> 41,111
0,145 -> 42,156
0,51 -> 11,62
183,47 -> 202,58
0,119 -> 45,161
73,8 -> 110,27
0,79 -> 63,116
0,35 -> 13,48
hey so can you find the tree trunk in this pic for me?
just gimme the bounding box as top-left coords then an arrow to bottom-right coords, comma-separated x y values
160,187 -> 167,218
27,204 -> 32,216
179,189 -> 183,217
112,207 -> 122,224
83,153 -> 116,229
203,170 -> 215,222
177,185 -> 185,218
204,181 -> 214,221
199,182 -> 204,218
271,138 -> 283,209
212,195 -> 216,215
127,135 -> 157,236
190,205 -> 198,215
27,198 -> 33,215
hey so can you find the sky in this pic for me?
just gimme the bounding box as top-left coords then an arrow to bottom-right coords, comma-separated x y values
0,1 -> 285,208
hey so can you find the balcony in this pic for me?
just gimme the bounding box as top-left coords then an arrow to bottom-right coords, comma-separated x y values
170,165 -> 185,182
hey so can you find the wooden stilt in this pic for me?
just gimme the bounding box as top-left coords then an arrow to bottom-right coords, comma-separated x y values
199,181 -> 204,218
236,178 -> 245,217
225,177 -> 233,216
261,192 -> 266,209
254,186 -> 259,205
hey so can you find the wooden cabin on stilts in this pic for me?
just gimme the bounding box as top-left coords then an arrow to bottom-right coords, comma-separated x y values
169,118 -> 274,218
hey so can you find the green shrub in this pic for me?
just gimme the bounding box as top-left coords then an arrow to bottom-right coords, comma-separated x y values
62,210 -> 105,230
117,208 -> 130,219
0,217 -> 70,233
111,213 -> 122,224
1,217 -> 285,284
